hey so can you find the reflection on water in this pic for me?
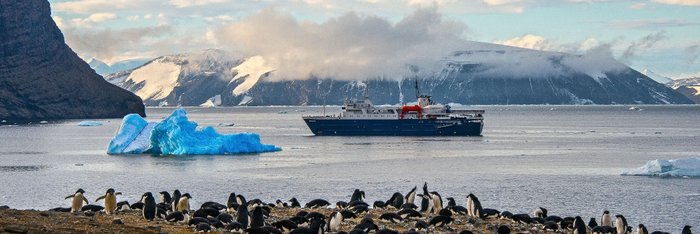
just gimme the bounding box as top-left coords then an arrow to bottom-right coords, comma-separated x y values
0,105 -> 698,232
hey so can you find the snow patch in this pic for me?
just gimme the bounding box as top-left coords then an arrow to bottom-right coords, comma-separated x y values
230,56 -> 274,96
200,95 -> 222,107
621,157 -> 700,177
127,59 -> 181,100
107,109 -> 280,155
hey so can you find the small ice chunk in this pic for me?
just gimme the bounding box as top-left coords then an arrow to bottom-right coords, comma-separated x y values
621,157 -> 700,177
78,121 -> 103,126
39,121 -> 48,124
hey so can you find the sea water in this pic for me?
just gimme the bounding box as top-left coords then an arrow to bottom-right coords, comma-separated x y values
0,105 -> 698,232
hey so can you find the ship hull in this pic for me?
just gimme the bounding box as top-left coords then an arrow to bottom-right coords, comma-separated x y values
303,118 -> 483,136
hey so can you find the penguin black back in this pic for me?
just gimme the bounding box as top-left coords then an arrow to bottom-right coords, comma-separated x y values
250,206 -> 265,228
682,225 -> 692,234
236,205 -> 249,229
142,192 -> 156,221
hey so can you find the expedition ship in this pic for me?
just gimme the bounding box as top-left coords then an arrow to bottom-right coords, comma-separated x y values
302,92 -> 484,136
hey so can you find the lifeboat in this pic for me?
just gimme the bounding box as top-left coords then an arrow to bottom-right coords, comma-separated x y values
400,105 -> 423,119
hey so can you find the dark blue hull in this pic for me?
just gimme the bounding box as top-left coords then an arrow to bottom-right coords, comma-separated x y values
303,118 -> 483,136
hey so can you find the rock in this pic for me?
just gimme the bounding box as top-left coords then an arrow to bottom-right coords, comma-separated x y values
0,205 -> 10,210
112,218 -> 123,225
3,225 -> 28,234
0,1 -> 145,121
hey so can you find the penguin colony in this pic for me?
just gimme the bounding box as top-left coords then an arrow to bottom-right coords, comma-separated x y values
56,185 -> 693,234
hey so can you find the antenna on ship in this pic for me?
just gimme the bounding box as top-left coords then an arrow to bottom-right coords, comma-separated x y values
415,79 -> 420,98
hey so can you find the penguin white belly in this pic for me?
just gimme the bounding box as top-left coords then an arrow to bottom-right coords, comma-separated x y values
71,194 -> 85,213
177,197 -> 189,212
602,214 -> 611,226
467,198 -> 474,216
105,194 -> 117,214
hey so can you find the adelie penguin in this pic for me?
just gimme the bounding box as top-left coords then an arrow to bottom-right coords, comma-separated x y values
637,224 -> 649,234
616,214 -> 629,234
250,206 -> 265,228
601,210 -> 612,227
466,193 -> 483,218
533,207 -> 547,218
430,192 -> 443,214
682,225 -> 692,234
177,193 -> 192,212
171,189 -> 181,212
159,191 -> 171,205
350,189 -> 365,203
289,197 -> 301,208
141,192 -> 157,221
305,199 -> 330,209
405,186 -> 417,205
95,188 -> 122,215
386,192 -> 404,209
328,211 -> 344,232
573,216 -> 587,234
65,188 -> 89,213
236,204 -> 249,229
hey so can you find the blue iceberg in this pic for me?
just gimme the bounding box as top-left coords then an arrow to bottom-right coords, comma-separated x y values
621,157 -> 700,177
107,108 -> 281,155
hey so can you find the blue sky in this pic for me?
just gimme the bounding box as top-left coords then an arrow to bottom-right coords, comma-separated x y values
49,0 -> 700,78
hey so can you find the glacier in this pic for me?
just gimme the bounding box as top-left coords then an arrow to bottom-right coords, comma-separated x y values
621,157 -> 700,177
107,108 -> 281,155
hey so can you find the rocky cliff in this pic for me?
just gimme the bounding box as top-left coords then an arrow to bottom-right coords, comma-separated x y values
0,0 -> 145,121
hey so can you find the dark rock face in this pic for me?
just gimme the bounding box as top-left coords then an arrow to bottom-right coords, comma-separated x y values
0,1 -> 145,120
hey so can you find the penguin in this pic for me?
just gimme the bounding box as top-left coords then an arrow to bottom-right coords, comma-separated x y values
414,220 -> 429,231
116,201 -> 130,211
573,216 -> 587,234
171,189 -> 181,212
250,205 -> 265,228
236,194 -> 247,207
276,199 -> 288,208
350,189 -> 365,203
165,210 -> 188,223
272,220 -> 298,233
419,193 -> 431,213
159,191 -> 171,205
616,214 -> 629,234
328,211 -> 343,232
601,210 -> 612,227
289,197 -> 301,208
379,212 -> 403,223
466,194 -> 484,218
95,188 -> 122,215
226,192 -> 238,212
386,192 -> 404,209
446,197 -> 456,207
589,218 -> 599,229
236,204 -> 249,229
533,207 -> 547,218
429,192 -> 443,214
141,192 -> 157,221
544,221 -> 559,231
305,199 -> 330,209
200,201 -> 226,211
637,224 -> 649,234
397,208 -> 422,219
64,188 -> 89,213
336,201 -> 349,209
682,225 -> 692,234
305,212 -> 326,220
400,203 -> 418,210
373,201 -> 387,209
500,211 -> 513,220
177,193 -> 192,212
405,186 -> 417,205
428,215 -> 453,227
216,212 -> 234,224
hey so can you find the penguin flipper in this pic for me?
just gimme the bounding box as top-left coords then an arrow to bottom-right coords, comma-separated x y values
83,197 -> 89,205
65,195 -> 74,199
115,192 -> 122,196
95,195 -> 106,202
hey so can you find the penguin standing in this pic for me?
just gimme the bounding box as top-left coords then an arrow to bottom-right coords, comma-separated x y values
227,192 -> 238,212
430,192 -> 443,214
601,210 -> 612,227
250,205 -> 265,228
95,188 -> 122,215
177,193 -> 192,212
171,190 -> 181,212
466,194 -> 483,218
466,193 -> 475,217
350,189 -> 365,203
682,225 -> 692,234
405,186 -> 417,205
616,214 -> 629,234
159,191 -> 171,205
533,207 -> 547,218
573,216 -> 587,234
289,197 -> 301,208
65,189 -> 89,213
328,211 -> 343,232
142,192 -> 157,221
236,204 -> 249,229
637,224 -> 649,234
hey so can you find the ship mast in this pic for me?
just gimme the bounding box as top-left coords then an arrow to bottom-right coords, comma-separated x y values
415,79 -> 420,98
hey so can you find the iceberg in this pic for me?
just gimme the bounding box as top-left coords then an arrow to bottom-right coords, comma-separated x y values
107,108 -> 281,155
78,120 -> 103,126
621,157 -> 700,177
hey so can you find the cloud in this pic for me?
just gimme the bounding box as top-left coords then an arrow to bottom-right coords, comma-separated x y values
608,19 -> 700,30
652,0 -> 700,6
168,0 -> 228,8
494,34 -> 557,51
63,26 -> 173,61
213,8 -> 467,80
621,31 -> 667,62
687,44 -> 700,65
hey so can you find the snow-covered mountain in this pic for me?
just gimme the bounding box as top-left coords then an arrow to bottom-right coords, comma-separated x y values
105,44 -> 692,106
640,69 -> 673,85
88,58 -> 150,76
669,77 -> 700,103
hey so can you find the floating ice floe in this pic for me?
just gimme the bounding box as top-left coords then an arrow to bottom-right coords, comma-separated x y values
621,157 -> 700,177
107,108 -> 281,155
78,120 -> 103,126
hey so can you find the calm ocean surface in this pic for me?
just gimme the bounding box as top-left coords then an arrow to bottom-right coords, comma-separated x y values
1,105 -> 698,232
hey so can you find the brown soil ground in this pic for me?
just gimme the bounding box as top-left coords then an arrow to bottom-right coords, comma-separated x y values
0,206 -> 549,234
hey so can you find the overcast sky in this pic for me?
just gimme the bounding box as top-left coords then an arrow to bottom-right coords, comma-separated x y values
49,0 -> 700,79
